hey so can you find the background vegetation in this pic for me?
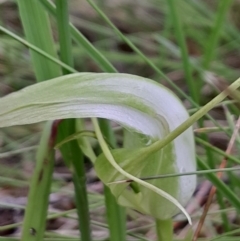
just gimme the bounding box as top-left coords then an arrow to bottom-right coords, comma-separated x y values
1,0 -> 240,240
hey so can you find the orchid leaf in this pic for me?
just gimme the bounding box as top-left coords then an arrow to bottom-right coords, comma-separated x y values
0,72 -> 196,221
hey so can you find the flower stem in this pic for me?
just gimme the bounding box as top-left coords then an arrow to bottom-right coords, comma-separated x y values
155,219 -> 173,241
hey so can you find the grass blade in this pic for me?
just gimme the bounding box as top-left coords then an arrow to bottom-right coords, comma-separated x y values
54,1 -> 126,239
56,0 -> 73,74
39,0 -> 117,73
0,25 -> 76,73
166,0 -> 197,102
98,119 -> 126,241
17,0 -> 61,81
55,2 -> 92,240
198,157 -> 240,212
20,121 -> 55,241
17,0 -> 61,240
203,0 -> 233,69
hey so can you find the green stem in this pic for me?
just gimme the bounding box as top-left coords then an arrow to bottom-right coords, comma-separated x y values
56,0 -> 126,237
17,0 -> 62,240
55,1 -> 124,239
21,122 -> 55,241
39,4 -> 126,238
155,219 -> 173,241
55,2 -> 92,240
72,147 -> 92,241
98,119 -> 126,241
104,186 -> 126,241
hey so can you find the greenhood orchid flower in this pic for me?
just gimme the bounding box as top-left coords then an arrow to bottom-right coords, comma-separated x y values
0,73 -> 196,221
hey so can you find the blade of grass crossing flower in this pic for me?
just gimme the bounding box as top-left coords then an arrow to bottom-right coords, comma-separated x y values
109,166 -> 240,183
146,77 -> 240,154
55,2 -> 91,240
